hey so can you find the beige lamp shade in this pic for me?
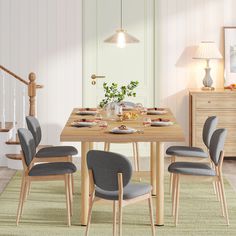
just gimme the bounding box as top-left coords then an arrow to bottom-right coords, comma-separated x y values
193,41 -> 222,59
104,0 -> 139,48
104,29 -> 139,48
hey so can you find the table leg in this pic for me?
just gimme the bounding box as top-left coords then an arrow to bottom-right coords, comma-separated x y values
81,142 -> 90,226
156,142 -> 164,226
150,142 -> 156,195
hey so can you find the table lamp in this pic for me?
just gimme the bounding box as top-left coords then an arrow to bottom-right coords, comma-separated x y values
193,41 -> 222,90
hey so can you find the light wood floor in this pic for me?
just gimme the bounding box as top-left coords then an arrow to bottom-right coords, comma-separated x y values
0,158 -> 235,194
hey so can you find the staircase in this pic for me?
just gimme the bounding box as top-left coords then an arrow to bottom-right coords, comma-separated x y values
0,65 -> 43,170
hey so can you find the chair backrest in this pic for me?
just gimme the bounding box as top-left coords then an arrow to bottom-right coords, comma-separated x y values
209,128 -> 227,166
18,128 -> 36,167
87,150 -> 132,191
26,116 -> 42,147
202,116 -> 218,149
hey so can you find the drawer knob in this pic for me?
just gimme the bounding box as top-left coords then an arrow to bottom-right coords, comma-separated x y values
208,101 -> 211,103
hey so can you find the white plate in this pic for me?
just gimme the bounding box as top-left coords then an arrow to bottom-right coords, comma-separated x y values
110,127 -> 137,134
76,110 -> 98,115
147,110 -> 167,115
151,121 -> 174,126
71,121 -> 97,127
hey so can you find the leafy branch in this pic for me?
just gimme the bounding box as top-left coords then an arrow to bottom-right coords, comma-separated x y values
99,81 -> 139,108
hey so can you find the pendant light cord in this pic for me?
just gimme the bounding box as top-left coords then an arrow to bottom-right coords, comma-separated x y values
120,0 -> 123,29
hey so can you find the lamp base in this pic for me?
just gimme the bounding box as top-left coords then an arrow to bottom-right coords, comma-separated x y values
201,86 -> 215,91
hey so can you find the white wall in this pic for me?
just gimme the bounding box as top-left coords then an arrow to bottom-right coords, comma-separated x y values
156,0 -> 236,145
1,0 -> 236,147
0,0 -> 82,145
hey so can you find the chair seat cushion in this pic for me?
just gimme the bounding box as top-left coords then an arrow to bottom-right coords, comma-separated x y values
168,162 -> 216,176
95,183 -> 152,200
36,146 -> 78,158
29,162 -> 77,176
166,146 -> 208,158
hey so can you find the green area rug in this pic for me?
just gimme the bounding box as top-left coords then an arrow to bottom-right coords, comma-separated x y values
0,171 -> 235,236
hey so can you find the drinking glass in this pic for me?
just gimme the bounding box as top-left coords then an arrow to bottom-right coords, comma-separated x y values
143,117 -> 151,127
99,121 -> 108,129
95,113 -> 103,121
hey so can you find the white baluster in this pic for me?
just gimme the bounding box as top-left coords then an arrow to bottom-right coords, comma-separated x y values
1,71 -> 6,129
22,86 -> 26,128
12,80 -> 17,140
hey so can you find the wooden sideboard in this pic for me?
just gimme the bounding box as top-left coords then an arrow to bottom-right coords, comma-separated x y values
189,89 -> 236,157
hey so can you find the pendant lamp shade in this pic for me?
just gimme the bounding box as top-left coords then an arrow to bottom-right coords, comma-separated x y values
104,0 -> 139,48
104,29 -> 139,48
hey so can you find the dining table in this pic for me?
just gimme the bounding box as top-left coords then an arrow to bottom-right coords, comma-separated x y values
60,107 -> 185,226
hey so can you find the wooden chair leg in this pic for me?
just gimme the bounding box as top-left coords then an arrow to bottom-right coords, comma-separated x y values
105,142 -> 111,152
174,174 -> 180,226
68,156 -> 75,194
27,181 -> 31,198
219,176 -> 229,225
148,194 -> 155,236
118,200 -> 123,236
65,175 -> 71,226
135,142 -> 140,172
215,179 -> 220,201
16,177 -> 26,225
24,180 -> 30,201
20,180 -> 28,219
104,142 -> 108,151
169,173 -> 173,194
132,142 -> 138,171
217,179 -> 225,217
71,170 -> 75,194
113,201 -> 117,236
85,194 -> 95,236
68,174 -> 73,216
172,174 -> 177,216
169,156 -> 175,194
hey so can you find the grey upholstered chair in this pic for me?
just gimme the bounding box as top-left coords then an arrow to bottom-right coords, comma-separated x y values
26,116 -> 78,193
17,128 -> 76,226
104,101 -> 140,172
166,116 -> 218,192
26,116 -> 78,159
85,150 -> 155,236
168,128 -> 229,226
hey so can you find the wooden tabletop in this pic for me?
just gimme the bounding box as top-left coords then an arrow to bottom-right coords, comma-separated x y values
60,108 -> 185,143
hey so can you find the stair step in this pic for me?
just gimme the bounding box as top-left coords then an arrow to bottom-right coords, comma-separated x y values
0,122 -> 14,132
6,154 -> 22,160
6,134 -> 20,145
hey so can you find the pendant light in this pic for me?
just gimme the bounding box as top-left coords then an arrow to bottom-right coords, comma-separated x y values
104,0 -> 139,48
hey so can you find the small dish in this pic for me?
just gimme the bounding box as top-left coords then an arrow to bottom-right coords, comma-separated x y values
110,126 -> 137,134
77,108 -> 98,116
147,108 -> 167,115
71,119 -> 97,127
151,120 -> 174,126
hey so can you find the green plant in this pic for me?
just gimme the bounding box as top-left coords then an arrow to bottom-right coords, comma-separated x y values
99,81 -> 139,108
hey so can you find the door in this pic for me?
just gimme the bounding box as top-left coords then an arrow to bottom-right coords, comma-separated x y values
83,0 -> 155,108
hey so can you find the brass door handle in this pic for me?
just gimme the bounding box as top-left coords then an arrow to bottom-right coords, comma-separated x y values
91,74 -> 106,85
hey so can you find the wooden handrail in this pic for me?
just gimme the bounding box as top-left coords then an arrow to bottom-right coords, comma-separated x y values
0,65 -> 43,117
0,65 -> 29,85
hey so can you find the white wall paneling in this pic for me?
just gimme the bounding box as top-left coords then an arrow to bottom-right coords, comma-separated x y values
0,0 -> 82,147
1,0 -> 236,150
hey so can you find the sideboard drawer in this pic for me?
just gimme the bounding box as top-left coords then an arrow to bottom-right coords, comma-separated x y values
194,95 -> 236,109
194,126 -> 236,144
194,111 -> 236,125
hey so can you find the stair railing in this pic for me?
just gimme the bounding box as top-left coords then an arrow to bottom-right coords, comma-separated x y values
0,65 -> 43,140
